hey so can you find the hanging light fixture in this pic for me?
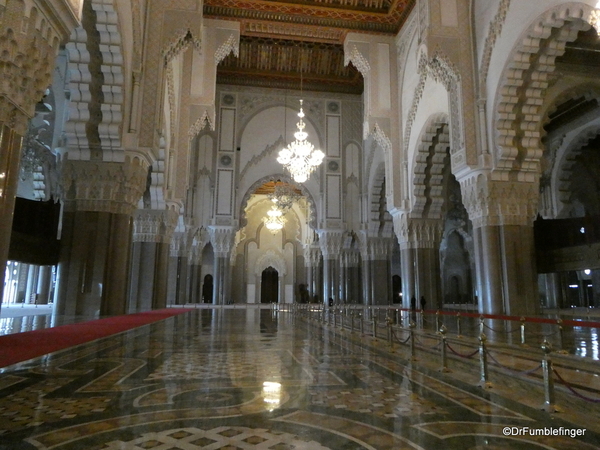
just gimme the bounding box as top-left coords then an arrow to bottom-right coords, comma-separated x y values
277,58 -> 324,183
263,205 -> 286,233
269,181 -> 301,212
277,100 -> 324,183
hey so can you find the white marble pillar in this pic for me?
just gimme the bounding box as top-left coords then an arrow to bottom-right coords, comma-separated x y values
318,230 -> 343,304
25,265 -> 39,304
36,266 -> 52,305
209,226 -> 235,305
462,178 -> 539,316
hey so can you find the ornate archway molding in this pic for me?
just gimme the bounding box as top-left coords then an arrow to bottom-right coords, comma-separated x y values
255,249 -> 287,277
493,3 -> 596,178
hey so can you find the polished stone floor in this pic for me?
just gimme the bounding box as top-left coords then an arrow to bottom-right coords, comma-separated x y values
1,307 -> 600,449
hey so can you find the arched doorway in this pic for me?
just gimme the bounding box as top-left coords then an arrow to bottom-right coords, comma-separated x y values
202,274 -> 213,303
261,267 -> 279,303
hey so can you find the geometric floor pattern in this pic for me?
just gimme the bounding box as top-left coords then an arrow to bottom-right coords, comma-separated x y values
102,426 -> 332,449
0,308 -> 599,450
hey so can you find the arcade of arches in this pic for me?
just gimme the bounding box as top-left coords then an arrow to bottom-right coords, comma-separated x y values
2,0 -> 600,317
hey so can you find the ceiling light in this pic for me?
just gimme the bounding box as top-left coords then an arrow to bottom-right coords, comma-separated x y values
277,100 -> 324,183
263,205 -> 286,233
269,182 -> 301,211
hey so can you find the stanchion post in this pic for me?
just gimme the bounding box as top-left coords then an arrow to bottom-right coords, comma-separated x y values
479,315 -> 485,335
456,313 -> 462,338
372,316 -> 377,339
435,310 -> 441,331
409,321 -> 417,360
520,317 -> 527,346
350,311 -> 354,333
359,313 -> 364,335
396,308 -> 400,325
439,325 -> 450,372
541,340 -> 561,412
387,315 -> 394,351
556,319 -> 568,354
477,333 -> 492,389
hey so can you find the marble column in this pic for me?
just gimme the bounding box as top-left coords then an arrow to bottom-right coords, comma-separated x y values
392,214 -> 443,310
209,226 -> 235,305
0,125 -> 24,306
472,224 -> 538,316
0,0 -> 78,309
55,159 -> 148,317
25,265 -> 39,304
304,245 -> 322,302
129,241 -> 157,312
152,242 -> 171,309
318,230 -> 344,305
36,265 -> 52,305
399,247 -> 416,309
414,247 -> 442,309
591,270 -> 600,308
462,177 -> 539,316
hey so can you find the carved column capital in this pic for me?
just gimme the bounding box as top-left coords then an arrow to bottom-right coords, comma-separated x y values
391,212 -> 443,250
133,209 -> 178,244
460,174 -> 539,228
59,158 -> 149,215
208,225 -> 236,258
317,229 -> 344,260
357,230 -> 393,260
340,249 -> 360,268
303,245 -> 322,267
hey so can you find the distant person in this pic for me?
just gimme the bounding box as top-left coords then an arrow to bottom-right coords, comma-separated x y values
410,295 -> 416,311
420,296 -> 426,311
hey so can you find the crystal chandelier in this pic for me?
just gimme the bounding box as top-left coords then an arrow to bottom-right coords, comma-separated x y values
277,100 -> 324,183
263,205 -> 286,233
269,182 -> 301,211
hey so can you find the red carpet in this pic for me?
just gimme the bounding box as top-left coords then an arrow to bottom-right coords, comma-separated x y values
0,308 -> 192,368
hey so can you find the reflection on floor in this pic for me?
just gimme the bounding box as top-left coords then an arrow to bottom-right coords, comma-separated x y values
0,308 -> 599,449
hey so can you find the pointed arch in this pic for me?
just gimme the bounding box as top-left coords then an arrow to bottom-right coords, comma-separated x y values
412,114 -> 450,219
494,4 -> 595,175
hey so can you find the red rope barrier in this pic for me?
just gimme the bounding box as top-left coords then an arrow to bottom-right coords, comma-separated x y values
485,350 -> 543,375
393,307 -> 600,328
445,342 -> 479,359
552,368 -> 600,403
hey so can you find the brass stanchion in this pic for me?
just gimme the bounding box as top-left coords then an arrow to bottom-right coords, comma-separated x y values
541,340 -> 561,412
556,319 -> 568,354
477,333 -> 492,389
520,317 -> 527,346
372,316 -> 377,339
409,321 -> 417,360
387,315 -> 393,351
456,313 -> 462,338
439,325 -> 450,372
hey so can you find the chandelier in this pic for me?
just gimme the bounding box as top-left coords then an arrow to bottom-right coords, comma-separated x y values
269,182 -> 301,211
277,100 -> 324,183
263,205 -> 286,233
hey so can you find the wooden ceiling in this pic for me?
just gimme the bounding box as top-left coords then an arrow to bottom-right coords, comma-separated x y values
206,0 -> 416,94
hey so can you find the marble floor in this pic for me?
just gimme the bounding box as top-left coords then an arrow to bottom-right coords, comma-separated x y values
1,307 -> 599,449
